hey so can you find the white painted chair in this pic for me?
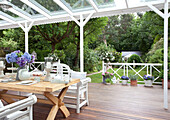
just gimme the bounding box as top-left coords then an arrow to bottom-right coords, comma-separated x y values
0,95 -> 37,120
51,62 -> 91,113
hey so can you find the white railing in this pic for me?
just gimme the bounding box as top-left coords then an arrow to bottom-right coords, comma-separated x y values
29,62 -> 45,71
102,62 -> 162,84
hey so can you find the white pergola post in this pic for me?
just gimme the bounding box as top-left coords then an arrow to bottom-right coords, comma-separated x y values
163,0 -> 169,110
25,22 -> 29,53
70,13 -> 94,72
80,14 -> 84,72
18,21 -> 34,52
147,0 -> 169,109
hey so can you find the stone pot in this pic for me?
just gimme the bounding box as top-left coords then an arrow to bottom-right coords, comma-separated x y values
144,80 -> 153,87
161,79 -> 170,89
130,80 -> 137,86
122,80 -> 128,85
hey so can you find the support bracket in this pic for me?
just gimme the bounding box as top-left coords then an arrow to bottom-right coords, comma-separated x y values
18,21 -> 34,32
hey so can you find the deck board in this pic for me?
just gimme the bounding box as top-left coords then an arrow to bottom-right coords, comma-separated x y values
33,83 -> 170,120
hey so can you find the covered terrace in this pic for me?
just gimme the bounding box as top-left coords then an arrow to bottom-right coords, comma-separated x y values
0,0 -> 169,118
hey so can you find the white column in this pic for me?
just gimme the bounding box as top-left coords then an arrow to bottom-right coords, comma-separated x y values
25,29 -> 29,53
164,0 -> 168,110
80,15 -> 84,72
18,22 -> 34,53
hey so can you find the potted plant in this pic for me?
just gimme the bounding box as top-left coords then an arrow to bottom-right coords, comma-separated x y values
102,72 -> 114,84
143,75 -> 154,87
129,75 -> 138,86
121,75 -> 129,85
105,78 -> 113,85
160,70 -> 170,89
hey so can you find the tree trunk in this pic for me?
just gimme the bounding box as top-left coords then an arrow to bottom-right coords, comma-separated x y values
74,42 -> 80,67
51,43 -> 56,53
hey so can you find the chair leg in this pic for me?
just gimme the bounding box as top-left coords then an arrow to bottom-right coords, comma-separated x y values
85,85 -> 89,106
76,87 -> 80,113
29,106 -> 33,120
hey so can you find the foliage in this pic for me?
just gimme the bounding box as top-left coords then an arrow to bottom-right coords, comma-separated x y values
48,49 -> 65,62
84,47 -> 100,73
159,70 -> 170,80
0,29 -> 18,51
143,75 -> 154,80
105,78 -> 113,84
96,44 -> 121,63
128,54 -> 142,63
6,50 -> 35,67
129,75 -> 138,80
102,71 -> 114,78
121,75 -> 129,80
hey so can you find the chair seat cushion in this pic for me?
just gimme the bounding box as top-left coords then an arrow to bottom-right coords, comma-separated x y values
71,71 -> 86,80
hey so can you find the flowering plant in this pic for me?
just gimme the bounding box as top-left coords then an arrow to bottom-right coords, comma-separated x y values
121,75 -> 129,80
143,75 -> 154,80
6,50 -> 35,67
102,72 -> 114,78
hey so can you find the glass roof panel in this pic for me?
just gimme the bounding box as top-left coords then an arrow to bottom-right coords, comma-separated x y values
0,8 -> 19,18
35,0 -> 64,12
94,0 -> 115,8
64,0 -> 92,10
127,0 -> 164,8
11,0 -> 39,15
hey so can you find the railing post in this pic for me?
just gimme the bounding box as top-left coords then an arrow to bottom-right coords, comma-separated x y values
102,61 -> 105,73
150,65 -> 152,76
147,65 -> 149,75
126,65 -> 128,77
124,65 -> 125,76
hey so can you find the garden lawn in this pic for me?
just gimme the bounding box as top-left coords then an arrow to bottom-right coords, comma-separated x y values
87,67 -> 158,83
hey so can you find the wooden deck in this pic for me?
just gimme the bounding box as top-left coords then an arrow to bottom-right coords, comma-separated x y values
33,83 -> 170,120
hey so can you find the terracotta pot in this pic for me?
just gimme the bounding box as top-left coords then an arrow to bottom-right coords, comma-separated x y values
130,80 -> 137,86
161,79 -> 170,89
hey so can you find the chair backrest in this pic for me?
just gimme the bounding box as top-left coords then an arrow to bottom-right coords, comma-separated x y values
52,62 -> 71,82
0,95 -> 37,119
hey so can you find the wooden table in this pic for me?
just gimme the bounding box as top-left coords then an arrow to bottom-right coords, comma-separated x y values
0,78 -> 80,120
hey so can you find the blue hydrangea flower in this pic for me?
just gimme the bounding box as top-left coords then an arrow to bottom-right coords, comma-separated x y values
121,75 -> 129,80
14,50 -> 21,53
16,57 -> 27,67
10,52 -> 18,62
22,52 -> 31,62
6,54 -> 12,63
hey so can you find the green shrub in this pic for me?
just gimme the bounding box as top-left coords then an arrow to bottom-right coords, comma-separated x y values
96,44 -> 122,63
84,47 -> 100,73
35,49 -> 51,61
128,54 -> 142,63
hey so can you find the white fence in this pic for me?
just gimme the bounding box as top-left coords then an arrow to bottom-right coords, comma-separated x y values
102,62 -> 162,84
29,62 -> 45,71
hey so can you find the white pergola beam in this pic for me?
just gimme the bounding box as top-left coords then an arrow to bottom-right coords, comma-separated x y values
83,12 -> 94,26
87,0 -> 99,12
125,0 -> 129,8
70,16 -> 80,26
147,4 -> 165,18
53,0 -> 73,15
0,11 -> 16,24
20,0 -> 51,19
8,8 -> 32,21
